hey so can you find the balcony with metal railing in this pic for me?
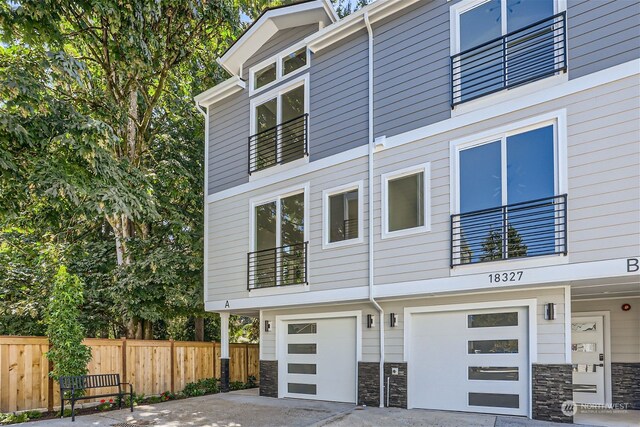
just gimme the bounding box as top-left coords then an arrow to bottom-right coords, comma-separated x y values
450,195 -> 567,267
248,113 -> 309,174
451,12 -> 567,107
247,242 -> 308,290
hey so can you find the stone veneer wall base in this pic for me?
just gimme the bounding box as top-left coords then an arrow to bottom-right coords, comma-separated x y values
611,362 -> 640,410
383,362 -> 407,409
220,358 -> 230,392
532,364 -> 573,423
358,362 -> 380,406
259,360 -> 278,398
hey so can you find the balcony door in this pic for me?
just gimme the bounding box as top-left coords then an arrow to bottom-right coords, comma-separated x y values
454,0 -> 559,103
253,191 -> 305,288
456,124 -> 559,263
251,80 -> 307,172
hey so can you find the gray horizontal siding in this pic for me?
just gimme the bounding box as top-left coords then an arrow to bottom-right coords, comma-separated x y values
207,155 -> 370,303
242,24 -> 319,81
568,0 -> 640,79
207,90 -> 250,194
372,0 -> 451,138
309,30 -> 369,160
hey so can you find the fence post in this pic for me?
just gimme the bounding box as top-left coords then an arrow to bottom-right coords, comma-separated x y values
244,344 -> 249,383
121,337 -> 127,385
47,341 -> 54,412
170,339 -> 175,393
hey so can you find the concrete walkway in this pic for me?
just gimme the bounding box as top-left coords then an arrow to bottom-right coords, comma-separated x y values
26,389 -> 636,427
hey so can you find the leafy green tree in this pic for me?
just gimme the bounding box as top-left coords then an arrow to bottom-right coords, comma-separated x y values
45,266 -> 92,382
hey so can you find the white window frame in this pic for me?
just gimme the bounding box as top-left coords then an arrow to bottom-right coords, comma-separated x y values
249,43 -> 310,96
449,110 -> 567,215
249,74 -> 310,169
249,183 -> 310,253
381,163 -> 431,240
449,0 -> 567,55
322,180 -> 364,250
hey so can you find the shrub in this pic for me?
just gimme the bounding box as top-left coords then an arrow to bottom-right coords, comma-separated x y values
181,377 -> 219,397
45,266 -> 92,396
229,381 -> 245,391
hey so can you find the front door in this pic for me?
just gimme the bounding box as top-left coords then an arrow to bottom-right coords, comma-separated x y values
571,315 -> 606,404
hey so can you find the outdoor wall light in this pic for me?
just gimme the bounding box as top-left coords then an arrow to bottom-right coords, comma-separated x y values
367,314 -> 374,328
544,303 -> 556,320
264,320 -> 272,332
389,313 -> 398,328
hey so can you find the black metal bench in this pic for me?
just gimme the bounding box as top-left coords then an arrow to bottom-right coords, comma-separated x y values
59,374 -> 133,421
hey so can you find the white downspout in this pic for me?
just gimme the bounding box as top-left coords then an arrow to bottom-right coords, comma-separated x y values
364,11 -> 385,409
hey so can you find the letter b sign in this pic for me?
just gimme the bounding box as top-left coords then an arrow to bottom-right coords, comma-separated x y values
628,258 -> 639,273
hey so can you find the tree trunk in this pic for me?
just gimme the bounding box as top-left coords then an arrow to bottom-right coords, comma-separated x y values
194,317 -> 204,341
143,320 -> 153,340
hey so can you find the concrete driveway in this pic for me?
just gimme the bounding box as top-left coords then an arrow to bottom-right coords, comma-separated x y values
25,389 -> 615,427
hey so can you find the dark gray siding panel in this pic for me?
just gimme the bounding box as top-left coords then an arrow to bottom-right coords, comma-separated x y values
242,24 -> 319,80
207,91 -> 250,195
373,0 -> 451,138
309,30 -> 369,160
568,0 -> 640,79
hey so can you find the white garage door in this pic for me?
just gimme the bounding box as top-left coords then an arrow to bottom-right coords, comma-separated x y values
409,307 -> 529,416
279,317 -> 356,403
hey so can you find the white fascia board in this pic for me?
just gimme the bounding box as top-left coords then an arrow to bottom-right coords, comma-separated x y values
220,1 -> 334,76
207,144 -> 368,203
307,0 -> 422,53
204,257 -> 639,312
375,257 -> 640,300
382,59 -> 640,150
193,76 -> 245,107
204,285 -> 370,311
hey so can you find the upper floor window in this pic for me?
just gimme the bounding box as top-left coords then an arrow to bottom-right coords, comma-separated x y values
450,118 -> 567,266
249,76 -> 309,174
249,46 -> 310,95
450,0 -> 566,106
382,164 -> 431,239
323,181 -> 364,249
249,186 -> 308,289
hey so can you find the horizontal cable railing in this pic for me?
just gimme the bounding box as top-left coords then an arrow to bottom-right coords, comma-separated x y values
450,195 -> 567,267
248,242 -> 308,290
451,12 -> 566,107
248,113 -> 308,174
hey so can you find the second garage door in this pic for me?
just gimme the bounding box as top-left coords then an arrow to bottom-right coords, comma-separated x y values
409,307 -> 529,416
279,316 -> 357,403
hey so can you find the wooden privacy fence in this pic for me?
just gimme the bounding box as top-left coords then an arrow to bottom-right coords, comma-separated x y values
0,336 -> 259,413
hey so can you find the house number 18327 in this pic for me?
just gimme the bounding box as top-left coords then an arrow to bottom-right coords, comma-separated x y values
489,271 -> 523,283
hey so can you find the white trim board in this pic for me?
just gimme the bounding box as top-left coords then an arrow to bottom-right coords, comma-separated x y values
382,59 -> 639,150
205,60 -> 638,203
207,145 -> 369,203
204,257 -> 639,311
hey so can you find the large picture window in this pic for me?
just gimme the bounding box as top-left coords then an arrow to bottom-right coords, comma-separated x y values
452,120 -> 566,265
382,164 -> 430,239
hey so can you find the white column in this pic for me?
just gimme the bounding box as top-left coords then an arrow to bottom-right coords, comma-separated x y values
220,312 -> 230,359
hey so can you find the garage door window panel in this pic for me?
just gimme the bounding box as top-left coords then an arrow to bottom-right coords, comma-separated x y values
468,339 -> 519,354
288,343 -> 316,354
468,366 -> 519,381
288,363 -> 317,374
468,392 -> 520,408
288,383 -> 316,395
468,312 -> 518,328
288,323 -> 317,334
